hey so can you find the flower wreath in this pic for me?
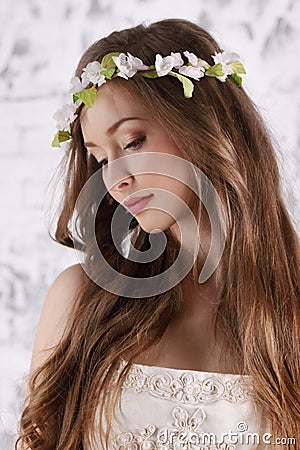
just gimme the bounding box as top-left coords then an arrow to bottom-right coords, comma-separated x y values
52,50 -> 246,147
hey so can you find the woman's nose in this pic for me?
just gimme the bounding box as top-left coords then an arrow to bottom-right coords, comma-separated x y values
113,175 -> 134,191
103,155 -> 134,193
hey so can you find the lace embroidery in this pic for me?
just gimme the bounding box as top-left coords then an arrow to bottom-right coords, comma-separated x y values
119,362 -> 254,404
113,405 -> 236,450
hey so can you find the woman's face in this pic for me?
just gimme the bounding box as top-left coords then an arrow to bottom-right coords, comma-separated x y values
80,82 -> 196,235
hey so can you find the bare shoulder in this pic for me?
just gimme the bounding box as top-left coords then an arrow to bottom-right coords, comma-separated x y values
48,263 -> 85,299
41,263 -> 85,321
29,263 -> 85,374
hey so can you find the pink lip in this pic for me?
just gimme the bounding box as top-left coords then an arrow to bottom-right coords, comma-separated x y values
124,194 -> 153,214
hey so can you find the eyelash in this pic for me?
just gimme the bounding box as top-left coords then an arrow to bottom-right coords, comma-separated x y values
98,135 -> 146,167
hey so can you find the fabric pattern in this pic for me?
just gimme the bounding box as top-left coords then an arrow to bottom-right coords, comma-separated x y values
92,359 -> 259,450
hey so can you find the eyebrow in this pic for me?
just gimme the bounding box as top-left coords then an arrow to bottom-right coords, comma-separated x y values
84,116 -> 144,148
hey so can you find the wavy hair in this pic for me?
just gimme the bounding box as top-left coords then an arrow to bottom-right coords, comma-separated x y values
16,18 -> 300,450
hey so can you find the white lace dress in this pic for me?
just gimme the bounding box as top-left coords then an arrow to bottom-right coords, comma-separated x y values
92,358 -> 261,450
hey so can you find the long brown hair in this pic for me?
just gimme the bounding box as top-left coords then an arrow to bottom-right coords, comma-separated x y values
16,18 -> 300,449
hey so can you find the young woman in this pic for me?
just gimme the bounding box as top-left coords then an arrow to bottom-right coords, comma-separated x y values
16,18 -> 300,450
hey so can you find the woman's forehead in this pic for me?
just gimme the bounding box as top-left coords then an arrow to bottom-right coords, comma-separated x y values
80,82 -> 147,125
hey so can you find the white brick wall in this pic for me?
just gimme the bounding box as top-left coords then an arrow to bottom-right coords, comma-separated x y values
1,0 -> 299,448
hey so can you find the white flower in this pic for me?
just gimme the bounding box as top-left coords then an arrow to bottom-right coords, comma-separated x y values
53,103 -> 77,130
81,61 -> 106,86
94,73 -> 106,87
178,65 -> 205,80
112,52 -> 148,79
155,54 -> 175,76
178,51 -> 207,80
127,52 -> 149,71
68,76 -> 89,94
112,53 -> 128,78
212,51 -> 240,82
212,50 -> 240,65
183,50 -> 199,67
170,52 -> 184,68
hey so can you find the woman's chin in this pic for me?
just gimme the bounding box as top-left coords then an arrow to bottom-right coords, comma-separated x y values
134,210 -> 176,234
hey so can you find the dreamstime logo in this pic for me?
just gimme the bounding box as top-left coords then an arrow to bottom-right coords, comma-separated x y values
157,422 -> 297,447
71,152 -> 227,297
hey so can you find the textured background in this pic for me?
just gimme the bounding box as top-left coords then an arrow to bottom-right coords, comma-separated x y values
0,0 -> 299,448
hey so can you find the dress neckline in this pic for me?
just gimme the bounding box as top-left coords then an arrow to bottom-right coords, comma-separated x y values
120,357 -> 252,378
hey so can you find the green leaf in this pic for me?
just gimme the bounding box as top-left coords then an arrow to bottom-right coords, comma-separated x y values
100,67 -> 115,79
230,73 -> 243,86
52,133 -> 61,147
76,85 -> 97,107
205,63 -> 224,77
141,70 -> 159,79
169,71 -> 194,98
101,52 -> 121,69
229,61 -> 246,74
72,94 -> 83,107
51,130 -> 71,148
58,130 -> 71,140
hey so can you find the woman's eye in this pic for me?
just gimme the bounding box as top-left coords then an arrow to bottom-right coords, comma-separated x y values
97,136 -> 146,167
123,136 -> 146,150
